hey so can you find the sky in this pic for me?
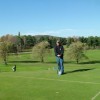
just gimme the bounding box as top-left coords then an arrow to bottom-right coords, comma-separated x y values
0,0 -> 100,37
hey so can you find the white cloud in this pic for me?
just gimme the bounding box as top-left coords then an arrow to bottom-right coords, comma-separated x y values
22,28 -> 75,37
21,28 -> 100,37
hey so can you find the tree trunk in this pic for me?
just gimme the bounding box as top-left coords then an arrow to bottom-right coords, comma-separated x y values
4,59 -> 7,65
41,56 -> 44,63
76,59 -> 79,64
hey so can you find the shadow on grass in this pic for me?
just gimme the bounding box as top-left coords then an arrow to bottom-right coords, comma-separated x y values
80,60 -> 100,64
9,61 -> 68,64
45,61 -> 75,64
9,61 -> 40,63
47,60 -> 100,64
49,60 -> 100,64
64,68 -> 95,74
9,60 -> 100,64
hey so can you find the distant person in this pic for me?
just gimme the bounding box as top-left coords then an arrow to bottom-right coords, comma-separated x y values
54,40 -> 64,75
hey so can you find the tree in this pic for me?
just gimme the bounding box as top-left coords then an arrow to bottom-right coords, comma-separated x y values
23,35 -> 36,48
87,36 -> 94,48
93,36 -> 100,48
16,33 -> 24,52
0,41 -> 11,65
60,37 -> 67,45
0,34 -> 17,64
66,37 -> 74,47
32,41 -> 50,62
67,41 -> 88,64
79,36 -> 88,43
0,34 -> 18,53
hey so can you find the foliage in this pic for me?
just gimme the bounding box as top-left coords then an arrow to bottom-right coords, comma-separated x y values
0,41 -> 12,65
0,34 -> 100,51
67,41 -> 88,63
32,41 -> 50,62
0,34 -> 18,53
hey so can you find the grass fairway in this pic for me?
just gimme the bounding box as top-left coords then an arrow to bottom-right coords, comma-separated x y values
0,50 -> 100,100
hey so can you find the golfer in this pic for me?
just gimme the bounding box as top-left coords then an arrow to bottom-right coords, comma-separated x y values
54,40 -> 64,75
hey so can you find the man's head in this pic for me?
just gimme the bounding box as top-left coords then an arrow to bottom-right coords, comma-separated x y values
56,40 -> 61,46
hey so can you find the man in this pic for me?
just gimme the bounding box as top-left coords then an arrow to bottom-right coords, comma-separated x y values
54,40 -> 64,75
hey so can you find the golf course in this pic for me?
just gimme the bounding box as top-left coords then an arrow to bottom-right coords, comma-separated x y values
0,0 -> 100,100
0,49 -> 100,100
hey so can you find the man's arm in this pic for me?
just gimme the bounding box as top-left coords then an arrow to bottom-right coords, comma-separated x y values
54,46 -> 58,56
60,46 -> 64,56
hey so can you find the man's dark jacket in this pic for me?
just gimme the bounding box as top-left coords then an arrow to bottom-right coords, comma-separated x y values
54,45 -> 64,59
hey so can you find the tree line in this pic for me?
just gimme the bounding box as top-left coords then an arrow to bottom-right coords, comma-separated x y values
0,33 -> 67,53
67,36 -> 100,49
0,33 -> 100,64
0,33 -> 100,52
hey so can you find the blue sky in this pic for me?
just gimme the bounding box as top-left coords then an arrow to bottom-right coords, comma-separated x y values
0,0 -> 100,37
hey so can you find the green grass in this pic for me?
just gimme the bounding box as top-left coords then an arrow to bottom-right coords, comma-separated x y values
0,49 -> 100,100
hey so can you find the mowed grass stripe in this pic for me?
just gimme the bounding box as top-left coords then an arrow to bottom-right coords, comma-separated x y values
1,74 -> 100,85
91,91 -> 100,100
